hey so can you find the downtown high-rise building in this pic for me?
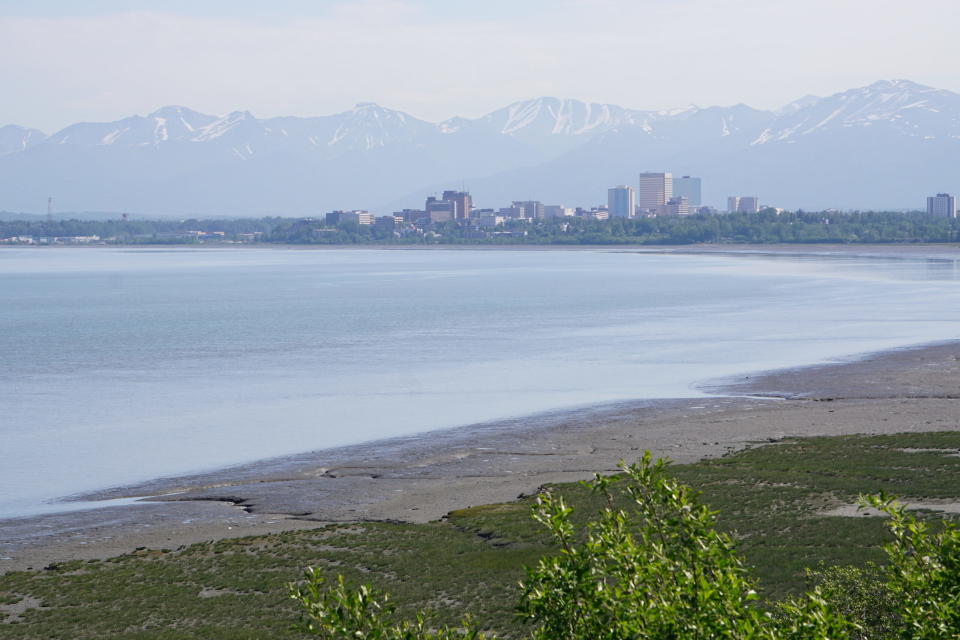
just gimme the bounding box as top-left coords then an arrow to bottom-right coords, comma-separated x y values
927,193 -> 957,218
442,190 -> 473,220
673,176 -> 701,207
607,185 -> 635,218
638,172 -> 672,211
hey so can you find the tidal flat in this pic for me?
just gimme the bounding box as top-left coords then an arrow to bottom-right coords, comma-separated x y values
2,341 -> 960,637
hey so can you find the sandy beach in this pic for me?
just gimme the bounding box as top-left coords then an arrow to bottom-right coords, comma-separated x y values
2,336 -> 958,574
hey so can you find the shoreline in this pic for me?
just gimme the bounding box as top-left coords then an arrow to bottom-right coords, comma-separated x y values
2,338 -> 958,574
2,242 -> 958,257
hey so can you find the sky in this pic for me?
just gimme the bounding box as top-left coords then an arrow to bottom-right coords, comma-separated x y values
1,0 -> 958,132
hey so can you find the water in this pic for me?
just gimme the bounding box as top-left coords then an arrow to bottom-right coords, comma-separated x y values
1,247 -> 958,519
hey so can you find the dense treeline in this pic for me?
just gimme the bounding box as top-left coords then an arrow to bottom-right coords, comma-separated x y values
0,217 -> 288,242
3,210 -> 959,245
266,210 -> 960,245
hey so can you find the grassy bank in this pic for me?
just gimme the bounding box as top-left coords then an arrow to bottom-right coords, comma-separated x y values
2,431 -> 960,639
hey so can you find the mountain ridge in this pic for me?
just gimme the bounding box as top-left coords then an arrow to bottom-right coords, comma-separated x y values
1,79 -> 957,214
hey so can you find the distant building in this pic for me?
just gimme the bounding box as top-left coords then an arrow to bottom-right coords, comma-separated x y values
927,193 -> 957,218
425,196 -> 455,221
607,185 -> 636,218
441,190 -> 473,220
513,200 -> 544,220
577,207 -> 609,221
638,172 -> 672,211
728,196 -> 759,213
426,209 -> 454,224
395,209 -> 426,223
326,210 -> 373,225
476,214 -> 505,229
738,197 -> 760,213
375,215 -> 403,230
499,206 -> 526,219
656,196 -> 689,216
543,205 -> 575,218
673,176 -> 701,207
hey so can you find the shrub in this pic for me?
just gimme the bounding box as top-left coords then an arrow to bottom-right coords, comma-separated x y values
291,454 -> 960,639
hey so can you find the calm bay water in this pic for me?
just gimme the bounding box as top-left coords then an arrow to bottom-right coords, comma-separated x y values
1,247 -> 958,519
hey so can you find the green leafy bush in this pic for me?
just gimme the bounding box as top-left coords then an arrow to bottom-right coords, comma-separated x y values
291,454 -> 960,639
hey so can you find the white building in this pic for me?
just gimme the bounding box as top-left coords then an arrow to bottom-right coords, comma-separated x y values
638,172 -> 672,211
927,193 -> 957,218
607,185 -> 636,218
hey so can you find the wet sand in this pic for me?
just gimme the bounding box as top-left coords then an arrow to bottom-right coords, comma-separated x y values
2,339 -> 958,574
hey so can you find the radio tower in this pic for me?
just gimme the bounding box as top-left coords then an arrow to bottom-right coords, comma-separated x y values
47,197 -> 54,222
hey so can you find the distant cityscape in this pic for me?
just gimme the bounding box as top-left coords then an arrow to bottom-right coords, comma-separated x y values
309,172 -> 956,239
0,173 -> 956,245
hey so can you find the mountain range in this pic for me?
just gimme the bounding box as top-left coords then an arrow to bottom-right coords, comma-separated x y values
1,79 -> 958,216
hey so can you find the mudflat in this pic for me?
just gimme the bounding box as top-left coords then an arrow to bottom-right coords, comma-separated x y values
2,338 -> 958,574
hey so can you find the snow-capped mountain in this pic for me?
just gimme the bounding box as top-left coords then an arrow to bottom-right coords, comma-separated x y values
0,79 -> 957,215
0,125 -> 47,155
47,106 -> 219,147
751,79 -> 960,145
453,97 -> 652,137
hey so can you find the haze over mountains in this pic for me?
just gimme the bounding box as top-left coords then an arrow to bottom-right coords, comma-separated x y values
1,79 -> 958,216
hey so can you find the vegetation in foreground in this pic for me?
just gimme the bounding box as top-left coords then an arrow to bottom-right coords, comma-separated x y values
1,432 -> 960,638
292,455 -> 960,638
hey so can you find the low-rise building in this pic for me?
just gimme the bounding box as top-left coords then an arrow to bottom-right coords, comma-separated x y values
476,214 -> 505,229
499,206 -> 526,219
375,215 -> 403,230
577,207 -> 609,220
326,210 -> 373,225
656,196 -> 689,216
543,205 -> 575,218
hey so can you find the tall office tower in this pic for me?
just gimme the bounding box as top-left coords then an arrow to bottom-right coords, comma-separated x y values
673,176 -> 702,207
513,201 -> 545,219
442,190 -> 473,220
927,193 -> 957,218
607,185 -> 636,218
637,172 -> 672,211
727,196 -> 740,213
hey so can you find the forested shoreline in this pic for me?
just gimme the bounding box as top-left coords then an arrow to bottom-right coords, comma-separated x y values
2,210 -> 959,245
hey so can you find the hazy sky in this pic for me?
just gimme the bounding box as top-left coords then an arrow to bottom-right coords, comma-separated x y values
2,0 -> 958,132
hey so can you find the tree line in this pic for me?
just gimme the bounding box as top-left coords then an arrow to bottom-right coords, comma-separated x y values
3,211 -> 958,245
